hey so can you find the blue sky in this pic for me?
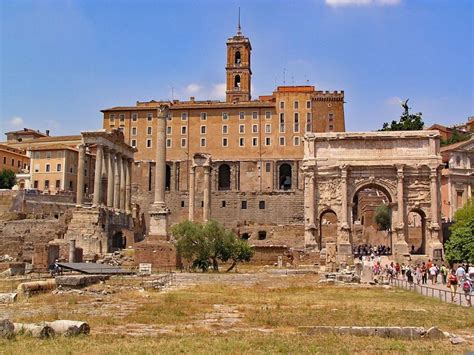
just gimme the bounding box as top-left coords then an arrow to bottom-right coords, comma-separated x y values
1,0 -> 472,136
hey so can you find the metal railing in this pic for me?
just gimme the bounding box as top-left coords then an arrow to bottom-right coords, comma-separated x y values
390,277 -> 472,307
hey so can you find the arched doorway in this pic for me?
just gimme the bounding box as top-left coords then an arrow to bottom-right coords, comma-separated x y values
111,231 -> 125,252
279,163 -> 292,190
218,164 -> 231,190
352,184 -> 393,254
407,209 -> 426,254
165,165 -> 171,191
319,210 -> 338,249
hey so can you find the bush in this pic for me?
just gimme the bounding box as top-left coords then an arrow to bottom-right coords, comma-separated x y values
374,204 -> 391,231
445,198 -> 474,265
0,169 -> 16,189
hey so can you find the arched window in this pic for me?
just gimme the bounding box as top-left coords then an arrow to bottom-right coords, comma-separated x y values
218,164 -> 231,190
234,75 -> 241,88
235,51 -> 241,64
279,163 -> 292,190
165,165 -> 171,191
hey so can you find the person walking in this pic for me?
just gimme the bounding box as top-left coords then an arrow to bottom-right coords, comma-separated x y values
415,265 -> 422,285
440,264 -> 448,285
421,262 -> 428,284
456,264 -> 466,284
429,264 -> 438,284
447,269 -> 459,302
461,274 -> 472,306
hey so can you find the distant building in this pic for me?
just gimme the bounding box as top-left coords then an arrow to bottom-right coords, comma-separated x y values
5,128 -> 49,143
0,144 -> 29,173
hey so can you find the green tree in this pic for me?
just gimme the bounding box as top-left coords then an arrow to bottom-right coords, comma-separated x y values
374,204 -> 391,231
444,198 -> 474,265
172,220 -> 253,272
381,99 -> 424,131
440,128 -> 471,146
0,169 -> 16,189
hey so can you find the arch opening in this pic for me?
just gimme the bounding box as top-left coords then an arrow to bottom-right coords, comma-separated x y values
235,51 -> 241,64
279,163 -> 292,190
234,75 -> 241,88
407,209 -> 426,255
218,164 -> 231,190
111,231 -> 125,252
319,209 -> 338,249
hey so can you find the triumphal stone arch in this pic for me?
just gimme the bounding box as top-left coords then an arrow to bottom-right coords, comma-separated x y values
302,131 -> 444,260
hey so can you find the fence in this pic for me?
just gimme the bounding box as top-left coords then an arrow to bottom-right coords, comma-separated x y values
390,277 -> 472,307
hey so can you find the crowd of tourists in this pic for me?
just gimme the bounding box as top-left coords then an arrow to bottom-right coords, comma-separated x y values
354,244 -> 391,257
396,261 -> 474,306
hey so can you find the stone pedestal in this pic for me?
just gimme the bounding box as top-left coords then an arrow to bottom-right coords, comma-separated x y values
149,205 -> 170,238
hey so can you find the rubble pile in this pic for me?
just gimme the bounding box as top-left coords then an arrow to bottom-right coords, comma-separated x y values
96,251 -> 134,266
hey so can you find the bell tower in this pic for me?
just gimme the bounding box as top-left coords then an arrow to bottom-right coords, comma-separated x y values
226,11 -> 252,102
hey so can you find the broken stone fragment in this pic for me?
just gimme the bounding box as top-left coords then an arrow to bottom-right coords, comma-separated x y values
424,326 -> 446,339
0,319 -> 14,338
450,336 -> 466,345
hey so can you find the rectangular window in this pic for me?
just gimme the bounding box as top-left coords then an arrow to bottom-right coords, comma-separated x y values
252,111 -> 258,119
239,138 -> 245,147
222,125 -> 228,134
222,137 -> 228,147
221,201 -> 226,208
3,157 -> 6,164
166,138 -> 172,148
265,111 -> 271,120
252,124 -> 258,133
200,138 -> 206,147
11,159 -> 14,166
132,113 -> 138,121
167,113 -> 172,121
166,126 -> 172,135
147,113 -> 153,121
131,139 -> 137,147
17,160 -> 21,167
181,112 -> 187,121
45,164 -> 51,172
55,180 -> 61,189
241,201 -> 247,209
119,113 -> 125,122
265,137 -> 271,146
294,101 -> 299,109
265,162 -> 271,172
328,113 -> 334,121
259,201 -> 265,209
44,180 -> 50,189
132,127 -> 137,136
239,111 -> 245,120
56,163 -> 62,172
200,112 -> 207,120
147,127 -> 152,135
280,101 -> 285,109
34,181 -> 39,189
306,100 -> 311,109
279,113 -> 285,133
252,137 -> 258,147
200,125 -> 207,134
222,112 -> 228,120
181,138 -> 187,147
265,124 -> 271,133
294,112 -> 300,133
294,136 -> 300,146
329,125 -> 334,131
109,113 -> 115,123
181,126 -> 187,135
306,112 -> 312,132
46,152 -> 51,159
239,124 -> 245,134
146,139 -> 152,148
279,136 -> 285,146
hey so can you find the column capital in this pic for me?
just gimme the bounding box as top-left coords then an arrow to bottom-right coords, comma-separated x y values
157,104 -> 170,119
340,165 -> 349,178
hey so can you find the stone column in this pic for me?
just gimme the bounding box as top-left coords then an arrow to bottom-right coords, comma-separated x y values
76,144 -> 86,206
430,168 -> 439,227
203,164 -> 211,222
340,166 -> 348,226
188,165 -> 196,221
125,158 -> 132,214
102,148 -> 108,204
394,165 -> 408,255
120,156 -> 126,210
107,149 -> 115,208
338,165 -> 351,255
69,239 -> 76,263
428,167 -> 443,258
149,105 -> 171,237
92,144 -> 103,207
303,166 -> 317,248
114,152 -> 121,209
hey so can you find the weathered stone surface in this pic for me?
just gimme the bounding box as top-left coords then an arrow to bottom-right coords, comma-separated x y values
55,275 -> 109,288
0,319 -> 14,338
45,320 -> 90,336
17,279 -> 56,294
0,293 -> 17,304
424,326 -> 446,339
450,336 -> 466,345
300,326 -> 426,339
13,323 -> 55,339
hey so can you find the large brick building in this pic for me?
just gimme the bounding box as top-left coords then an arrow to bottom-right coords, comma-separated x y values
101,27 -> 346,247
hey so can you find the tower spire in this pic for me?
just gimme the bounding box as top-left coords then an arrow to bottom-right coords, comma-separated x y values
237,7 -> 242,35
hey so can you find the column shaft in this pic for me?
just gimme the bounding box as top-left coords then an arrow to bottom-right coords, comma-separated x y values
76,144 -> 86,206
430,169 -> 439,226
303,169 -> 316,247
120,157 -> 126,210
93,144 -> 103,206
397,168 -> 405,228
203,166 -> 211,222
188,166 -> 195,221
154,110 -> 167,205
114,153 -> 121,209
340,167 -> 348,225
125,159 -> 131,213
107,150 -> 115,207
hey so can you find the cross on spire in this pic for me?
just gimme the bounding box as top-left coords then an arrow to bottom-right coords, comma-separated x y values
237,7 -> 242,35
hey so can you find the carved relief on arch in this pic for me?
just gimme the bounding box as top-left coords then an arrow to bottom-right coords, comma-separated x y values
315,178 -> 342,205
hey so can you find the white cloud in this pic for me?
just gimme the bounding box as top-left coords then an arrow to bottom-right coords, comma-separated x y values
385,96 -> 402,105
184,83 -> 203,95
209,83 -> 226,100
325,0 -> 401,7
9,116 -> 24,128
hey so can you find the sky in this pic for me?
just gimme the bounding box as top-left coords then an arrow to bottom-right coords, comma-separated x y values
0,0 -> 473,137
